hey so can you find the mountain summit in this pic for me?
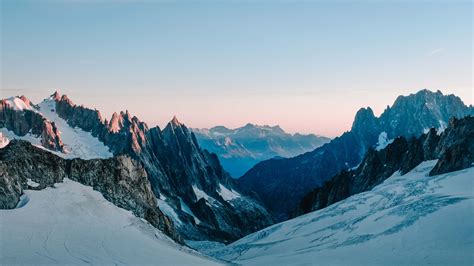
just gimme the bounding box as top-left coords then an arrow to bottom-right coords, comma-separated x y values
0,92 -> 274,243
237,89 -> 474,221
192,124 -> 330,177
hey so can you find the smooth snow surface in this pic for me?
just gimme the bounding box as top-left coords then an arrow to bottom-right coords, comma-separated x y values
209,161 -> 474,265
0,179 -> 222,265
3,97 -> 32,111
0,128 -> 44,149
37,99 -> 113,159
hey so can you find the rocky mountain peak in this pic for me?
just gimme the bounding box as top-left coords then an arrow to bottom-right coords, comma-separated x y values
19,95 -> 32,108
0,92 -> 294,242
108,112 -> 123,133
119,110 -> 132,119
170,115 -> 182,127
60,94 -> 72,104
351,107 -> 375,128
51,91 -> 61,101
351,107 -> 379,141
243,123 -> 255,128
237,89 -> 472,220
293,115 -> 474,218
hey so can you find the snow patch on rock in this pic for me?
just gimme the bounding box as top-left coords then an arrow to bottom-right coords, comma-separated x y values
180,198 -> 201,224
375,131 -> 393,151
218,184 -> 240,201
157,198 -> 182,226
37,99 -> 113,160
193,186 -> 213,202
27,178 -> 40,188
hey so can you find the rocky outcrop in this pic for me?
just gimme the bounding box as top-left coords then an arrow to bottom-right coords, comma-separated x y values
0,140 -> 180,242
49,92 -> 274,242
430,117 -> 474,176
0,97 -> 64,151
293,116 -> 474,217
238,89 -> 474,221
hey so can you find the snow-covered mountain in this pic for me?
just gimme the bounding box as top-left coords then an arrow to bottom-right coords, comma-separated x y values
188,116 -> 474,265
294,116 -> 474,217
0,92 -> 273,243
0,178 -> 222,265
0,96 -> 113,159
192,124 -> 329,177
1,90 -> 472,265
201,161 -> 474,265
237,89 -> 474,221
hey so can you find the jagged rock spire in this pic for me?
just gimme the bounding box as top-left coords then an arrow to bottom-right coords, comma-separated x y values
170,115 -> 181,127
51,91 -> 61,101
19,95 -> 32,107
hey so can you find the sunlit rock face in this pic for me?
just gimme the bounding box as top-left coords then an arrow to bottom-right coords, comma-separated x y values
0,96 -> 64,152
1,92 -> 273,243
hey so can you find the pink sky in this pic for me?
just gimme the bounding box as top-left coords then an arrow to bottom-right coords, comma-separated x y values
11,87 -> 472,138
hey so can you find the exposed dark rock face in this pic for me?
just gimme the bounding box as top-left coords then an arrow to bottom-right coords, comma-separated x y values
293,116 -> 474,217
0,97 -> 64,151
0,140 -> 180,242
238,89 -> 474,221
49,93 -> 273,242
379,90 -> 473,138
430,117 -> 474,176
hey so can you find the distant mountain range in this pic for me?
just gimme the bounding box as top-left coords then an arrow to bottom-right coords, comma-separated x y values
237,89 -> 474,221
1,89 -> 473,265
202,116 -> 474,264
192,124 -> 330,177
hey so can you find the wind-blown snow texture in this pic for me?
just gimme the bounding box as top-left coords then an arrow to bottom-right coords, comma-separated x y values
206,161 -> 474,265
0,178 -> 222,265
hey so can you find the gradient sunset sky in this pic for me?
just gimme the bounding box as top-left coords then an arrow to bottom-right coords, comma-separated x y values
1,0 -> 472,137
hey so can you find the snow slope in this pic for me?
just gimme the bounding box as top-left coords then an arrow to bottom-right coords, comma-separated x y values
207,161 -> 474,265
0,179 -> 222,265
37,98 -> 113,159
218,184 -> 241,201
1,96 -> 112,159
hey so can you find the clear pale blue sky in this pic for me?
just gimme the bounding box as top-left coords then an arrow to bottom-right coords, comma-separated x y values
1,0 -> 472,137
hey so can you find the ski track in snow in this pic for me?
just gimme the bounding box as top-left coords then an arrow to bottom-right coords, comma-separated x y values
0,179 -> 222,265
207,161 -> 474,265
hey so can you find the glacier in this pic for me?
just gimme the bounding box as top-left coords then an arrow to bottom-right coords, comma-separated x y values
0,178 -> 222,265
204,161 -> 474,265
